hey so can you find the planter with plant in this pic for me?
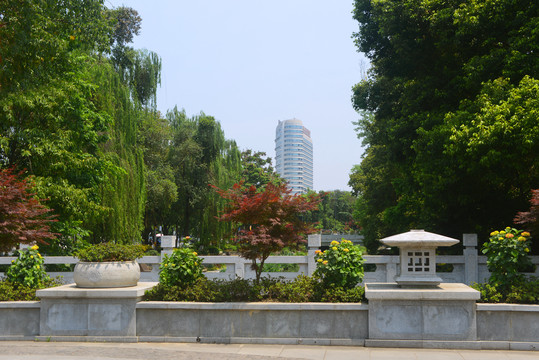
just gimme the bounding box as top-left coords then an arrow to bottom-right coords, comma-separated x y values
73,243 -> 146,288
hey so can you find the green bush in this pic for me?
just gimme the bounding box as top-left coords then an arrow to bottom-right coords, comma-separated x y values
313,239 -> 365,289
75,243 -> 146,262
473,278 -> 539,304
0,278 -> 62,301
6,245 -> 50,287
144,275 -> 366,303
159,248 -> 204,287
482,227 -> 532,291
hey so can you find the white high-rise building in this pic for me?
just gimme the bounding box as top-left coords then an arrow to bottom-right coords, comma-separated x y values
275,119 -> 313,194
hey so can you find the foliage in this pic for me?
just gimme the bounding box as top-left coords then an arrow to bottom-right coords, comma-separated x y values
166,108 -> 242,247
482,227 -> 532,290
75,243 -> 146,262
350,0 -> 539,252
6,245 -> 50,288
313,239 -> 365,289
0,168 -> 57,253
0,278 -> 61,301
240,150 -> 281,189
1,1 -> 150,248
159,248 -> 204,287
215,182 -> 320,284
144,275 -> 366,303
304,190 -> 360,234
473,278 -> 539,305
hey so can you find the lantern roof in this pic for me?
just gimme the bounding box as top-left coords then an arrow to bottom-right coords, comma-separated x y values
380,229 -> 459,248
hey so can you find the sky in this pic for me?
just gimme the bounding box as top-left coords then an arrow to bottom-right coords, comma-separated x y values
106,0 -> 368,191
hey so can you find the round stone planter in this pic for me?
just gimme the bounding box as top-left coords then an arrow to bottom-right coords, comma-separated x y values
74,261 -> 140,288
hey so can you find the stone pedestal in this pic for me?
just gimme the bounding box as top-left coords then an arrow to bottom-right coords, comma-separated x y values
365,283 -> 480,341
37,282 -> 157,338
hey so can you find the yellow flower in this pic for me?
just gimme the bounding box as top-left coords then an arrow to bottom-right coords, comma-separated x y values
31,245 -> 39,250
490,231 -> 499,236
518,236 -> 526,241
317,259 -> 323,263
30,255 -> 34,259
332,247 -> 337,251
192,252 -> 197,256
505,226 -> 511,230
69,35 -> 75,40
194,262 -> 198,266
315,250 -> 322,254
164,264 -> 168,267
522,232 -> 530,237
36,265 -> 39,269
506,233 -> 514,239
171,264 -> 175,267
322,260 -> 328,265
525,248 -> 530,253
498,237 -> 504,241
38,253 -> 42,258
500,231 -> 506,235
344,248 -> 349,252
331,240 -> 339,246
11,260 -> 14,263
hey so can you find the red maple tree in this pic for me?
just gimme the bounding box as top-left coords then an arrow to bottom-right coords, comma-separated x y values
214,182 -> 320,283
0,168 -> 56,253
514,189 -> 539,253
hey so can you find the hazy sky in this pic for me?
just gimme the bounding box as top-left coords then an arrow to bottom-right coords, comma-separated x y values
106,0 -> 368,191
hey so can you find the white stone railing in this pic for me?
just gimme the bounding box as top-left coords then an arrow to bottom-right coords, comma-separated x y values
0,234 -> 538,284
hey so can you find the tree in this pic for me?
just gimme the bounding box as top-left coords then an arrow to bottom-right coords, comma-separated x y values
215,182 -> 320,284
0,168 -> 56,253
240,150 -> 281,189
350,0 -> 539,251
514,189 -> 539,254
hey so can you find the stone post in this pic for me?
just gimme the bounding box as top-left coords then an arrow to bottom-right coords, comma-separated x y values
463,233 -> 478,285
160,235 -> 176,258
307,234 -> 321,276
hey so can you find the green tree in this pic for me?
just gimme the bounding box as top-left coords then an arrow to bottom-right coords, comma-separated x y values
240,150 -> 281,189
351,0 -> 539,251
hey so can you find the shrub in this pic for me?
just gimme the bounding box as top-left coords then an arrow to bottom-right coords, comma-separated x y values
0,278 -> 62,301
75,243 -> 146,262
159,248 -> 204,287
6,245 -> 50,287
313,239 -> 365,289
144,275 -> 367,303
482,227 -> 532,291
473,278 -> 539,304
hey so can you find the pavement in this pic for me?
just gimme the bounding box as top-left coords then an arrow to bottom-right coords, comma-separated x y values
0,342 -> 537,360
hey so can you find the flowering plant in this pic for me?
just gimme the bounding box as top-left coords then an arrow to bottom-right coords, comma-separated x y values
6,245 -> 50,287
482,227 -> 532,288
159,248 -> 204,287
313,239 -> 365,289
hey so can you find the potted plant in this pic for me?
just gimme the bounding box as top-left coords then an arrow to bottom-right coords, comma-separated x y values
73,243 -> 146,288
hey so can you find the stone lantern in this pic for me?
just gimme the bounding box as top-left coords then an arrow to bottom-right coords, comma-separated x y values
380,229 -> 459,286
364,229 -> 480,344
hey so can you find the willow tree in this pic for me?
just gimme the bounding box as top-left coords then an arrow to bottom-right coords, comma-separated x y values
166,108 -> 241,248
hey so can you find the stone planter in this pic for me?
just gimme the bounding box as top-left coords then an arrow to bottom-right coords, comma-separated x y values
74,261 -> 140,288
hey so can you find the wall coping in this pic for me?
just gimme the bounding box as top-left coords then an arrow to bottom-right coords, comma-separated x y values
477,303 -> 539,312
137,301 -> 369,311
36,282 -> 157,299
0,301 -> 40,308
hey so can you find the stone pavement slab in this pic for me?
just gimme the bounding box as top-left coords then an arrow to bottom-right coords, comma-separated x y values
0,341 -> 537,360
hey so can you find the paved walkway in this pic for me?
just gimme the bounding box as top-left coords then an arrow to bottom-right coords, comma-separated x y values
0,342 -> 537,360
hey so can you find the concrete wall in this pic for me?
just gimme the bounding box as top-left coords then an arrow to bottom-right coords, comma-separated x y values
0,302 -> 40,339
136,302 -> 369,345
0,300 -> 538,348
477,304 -> 539,343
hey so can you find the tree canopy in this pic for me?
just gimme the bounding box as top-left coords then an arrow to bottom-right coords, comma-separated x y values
351,0 -> 539,252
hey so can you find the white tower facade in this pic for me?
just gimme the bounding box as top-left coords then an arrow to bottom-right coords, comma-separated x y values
275,119 -> 313,194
